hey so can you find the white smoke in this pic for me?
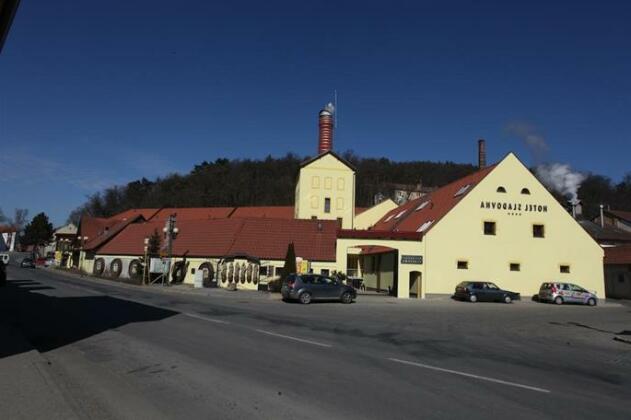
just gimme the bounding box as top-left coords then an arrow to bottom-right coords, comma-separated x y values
504,121 -> 550,163
536,163 -> 586,203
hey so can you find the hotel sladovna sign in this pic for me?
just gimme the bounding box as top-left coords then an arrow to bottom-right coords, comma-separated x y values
480,201 -> 548,214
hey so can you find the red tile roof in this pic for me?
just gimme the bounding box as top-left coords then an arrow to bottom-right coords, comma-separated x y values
111,208 -> 161,221
604,245 -> 631,265
83,216 -> 144,251
78,216 -> 120,242
0,225 -> 17,233
355,245 -> 396,255
370,164 -> 497,234
229,206 -> 295,219
606,210 -> 631,223
150,207 -> 235,221
97,218 -> 337,261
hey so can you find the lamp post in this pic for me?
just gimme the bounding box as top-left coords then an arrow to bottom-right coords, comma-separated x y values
162,214 -> 178,284
76,236 -> 88,273
143,237 -> 149,285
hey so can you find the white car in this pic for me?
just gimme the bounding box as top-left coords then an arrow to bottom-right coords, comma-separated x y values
538,282 -> 597,306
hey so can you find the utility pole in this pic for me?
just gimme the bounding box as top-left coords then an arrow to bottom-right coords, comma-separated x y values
162,214 -> 178,284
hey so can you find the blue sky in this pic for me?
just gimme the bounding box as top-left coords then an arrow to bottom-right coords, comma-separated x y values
1,0 -> 630,226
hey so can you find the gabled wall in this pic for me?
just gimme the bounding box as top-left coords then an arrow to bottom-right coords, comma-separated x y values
295,153 -> 355,228
424,153 -> 605,297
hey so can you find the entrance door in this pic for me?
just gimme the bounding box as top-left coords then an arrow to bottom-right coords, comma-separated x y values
409,271 -> 422,299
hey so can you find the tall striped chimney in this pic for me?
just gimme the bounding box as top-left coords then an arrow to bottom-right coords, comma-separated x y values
478,138 -> 487,168
318,103 -> 335,154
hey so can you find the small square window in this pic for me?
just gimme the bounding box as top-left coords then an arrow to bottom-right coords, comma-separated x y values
560,265 -> 570,274
533,224 -> 545,238
484,221 -> 496,236
510,263 -> 520,272
324,198 -> 331,213
321,269 -> 330,276
457,260 -> 469,270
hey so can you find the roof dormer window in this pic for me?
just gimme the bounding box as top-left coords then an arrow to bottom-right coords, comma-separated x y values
415,201 -> 430,211
384,214 -> 395,222
394,210 -> 407,219
416,220 -> 434,233
454,184 -> 471,197
497,186 -> 506,193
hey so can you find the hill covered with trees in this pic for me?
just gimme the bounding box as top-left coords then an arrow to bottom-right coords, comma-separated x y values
68,152 -> 631,223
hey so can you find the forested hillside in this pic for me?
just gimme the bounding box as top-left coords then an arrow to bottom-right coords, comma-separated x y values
68,152 -> 631,223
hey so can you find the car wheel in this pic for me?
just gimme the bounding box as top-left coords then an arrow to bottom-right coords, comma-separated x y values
469,294 -> 477,303
341,291 -> 353,304
299,292 -> 312,304
504,295 -> 512,304
554,296 -> 563,305
587,298 -> 596,307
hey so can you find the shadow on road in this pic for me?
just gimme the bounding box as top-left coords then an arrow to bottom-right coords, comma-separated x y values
0,279 -> 178,359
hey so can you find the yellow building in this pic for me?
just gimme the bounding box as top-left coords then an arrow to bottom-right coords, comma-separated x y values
294,151 -> 357,229
337,153 -> 605,299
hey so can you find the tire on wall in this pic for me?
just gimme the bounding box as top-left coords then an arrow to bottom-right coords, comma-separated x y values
94,258 -> 105,276
171,261 -> 186,284
128,259 -> 142,282
199,262 -> 215,287
110,258 -> 123,279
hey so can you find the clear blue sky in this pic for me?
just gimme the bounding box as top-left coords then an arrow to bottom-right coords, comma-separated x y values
1,0 -> 630,226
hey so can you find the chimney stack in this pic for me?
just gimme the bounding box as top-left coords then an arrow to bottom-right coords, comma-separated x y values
318,103 -> 335,154
478,139 -> 487,168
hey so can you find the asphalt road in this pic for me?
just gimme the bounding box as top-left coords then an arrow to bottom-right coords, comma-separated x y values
2,266 -> 631,419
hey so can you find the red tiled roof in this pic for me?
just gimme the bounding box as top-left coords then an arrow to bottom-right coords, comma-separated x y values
111,208 -> 160,221
83,216 -> 144,251
0,225 -> 17,233
150,207 -> 235,221
78,216 -> 119,242
355,245 -> 396,255
606,210 -> 631,223
98,218 -> 337,261
230,206 -> 295,219
370,164 -> 497,234
604,245 -> 631,265
355,207 -> 368,215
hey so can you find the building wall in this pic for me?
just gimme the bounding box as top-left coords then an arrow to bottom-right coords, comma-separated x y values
295,153 -> 355,229
604,264 -> 631,299
424,154 -> 605,297
354,199 -> 398,230
336,237 -> 424,298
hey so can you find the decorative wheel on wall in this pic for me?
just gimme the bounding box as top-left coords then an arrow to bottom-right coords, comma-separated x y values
171,261 -> 186,284
110,258 -> 122,279
94,258 -> 105,276
128,259 -> 142,280
199,262 -> 215,287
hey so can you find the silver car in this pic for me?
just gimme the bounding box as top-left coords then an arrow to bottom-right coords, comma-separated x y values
538,282 -> 597,306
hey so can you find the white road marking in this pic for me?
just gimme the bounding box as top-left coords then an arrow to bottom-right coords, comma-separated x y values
388,358 -> 551,394
183,312 -> 230,324
255,329 -> 332,348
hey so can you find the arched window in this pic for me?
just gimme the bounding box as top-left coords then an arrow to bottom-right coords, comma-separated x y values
521,188 -> 531,195
497,186 -> 506,193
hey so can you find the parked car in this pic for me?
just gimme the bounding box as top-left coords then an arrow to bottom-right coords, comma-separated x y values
281,273 -> 357,304
20,258 -> 36,268
454,281 -> 520,303
538,282 -> 597,306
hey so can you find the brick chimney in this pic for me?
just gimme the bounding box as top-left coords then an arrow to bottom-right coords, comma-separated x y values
318,103 -> 335,154
478,139 -> 487,168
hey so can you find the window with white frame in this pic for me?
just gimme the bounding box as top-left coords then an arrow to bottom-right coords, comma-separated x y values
417,220 -> 434,233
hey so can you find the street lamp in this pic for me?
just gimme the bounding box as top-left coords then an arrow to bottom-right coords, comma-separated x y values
143,237 -> 149,284
163,214 -> 178,284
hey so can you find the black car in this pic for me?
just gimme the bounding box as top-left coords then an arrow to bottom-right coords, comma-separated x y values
20,258 -> 36,268
281,273 -> 357,304
454,281 -> 520,303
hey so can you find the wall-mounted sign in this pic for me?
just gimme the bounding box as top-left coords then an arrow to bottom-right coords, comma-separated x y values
480,201 -> 548,213
401,255 -> 423,265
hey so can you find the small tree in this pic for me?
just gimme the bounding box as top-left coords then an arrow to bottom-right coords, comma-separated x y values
22,213 -> 54,249
280,242 -> 297,280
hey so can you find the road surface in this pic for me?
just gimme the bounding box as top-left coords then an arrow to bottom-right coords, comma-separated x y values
1,266 -> 630,419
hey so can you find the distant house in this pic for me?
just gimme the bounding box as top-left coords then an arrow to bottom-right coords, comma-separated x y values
578,220 -> 631,247
596,210 -> 631,234
604,245 -> 631,299
0,225 -> 17,252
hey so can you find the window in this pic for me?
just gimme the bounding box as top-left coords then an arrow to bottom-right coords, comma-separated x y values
395,210 -> 407,219
321,269 -> 330,276
484,221 -> 496,235
454,184 -> 471,197
457,260 -> 469,270
560,265 -> 570,274
533,224 -> 545,238
415,201 -> 429,211
324,198 -> 331,213
510,263 -> 521,272
385,214 -> 395,222
521,188 -> 531,195
311,215 -> 317,220
417,220 -> 434,233
497,186 -> 506,193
